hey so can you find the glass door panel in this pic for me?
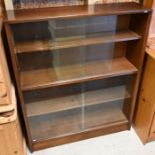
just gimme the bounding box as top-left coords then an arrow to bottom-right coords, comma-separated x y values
9,15 -> 138,142
10,15 -> 139,91
17,42 -> 137,91
24,75 -> 133,142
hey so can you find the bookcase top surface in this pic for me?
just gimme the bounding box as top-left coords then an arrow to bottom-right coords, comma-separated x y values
5,2 -> 152,24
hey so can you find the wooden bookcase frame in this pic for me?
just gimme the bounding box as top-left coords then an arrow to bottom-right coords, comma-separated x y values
4,2 -> 152,152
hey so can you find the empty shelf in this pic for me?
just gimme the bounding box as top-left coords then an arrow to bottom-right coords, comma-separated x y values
21,57 -> 138,91
15,30 -> 140,53
29,100 -> 128,142
26,85 -> 130,117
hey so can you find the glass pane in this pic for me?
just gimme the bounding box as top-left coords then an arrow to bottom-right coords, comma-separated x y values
18,42 -> 132,90
10,15 -> 139,91
11,15 -> 140,90
10,15 -> 137,142
29,109 -> 82,142
24,76 -> 133,142
83,79 -> 131,129
25,82 -> 84,141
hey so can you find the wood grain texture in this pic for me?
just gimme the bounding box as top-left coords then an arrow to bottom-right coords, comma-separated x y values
0,84 -> 16,130
0,84 -> 16,113
0,109 -> 16,124
0,84 -> 17,123
15,30 -> 141,53
134,53 -> 155,144
133,3 -> 155,143
126,12 -> 152,124
0,118 -> 26,155
0,20 -> 12,106
146,46 -> 155,59
133,10 -> 155,142
5,2 -> 151,24
0,84 -> 6,97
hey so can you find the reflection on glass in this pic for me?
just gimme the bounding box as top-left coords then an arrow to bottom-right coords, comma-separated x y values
10,15 -> 137,142
24,76 -> 133,141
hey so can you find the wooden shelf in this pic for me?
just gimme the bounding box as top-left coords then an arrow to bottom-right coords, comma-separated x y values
26,85 -> 130,117
29,100 -> 128,141
21,57 -> 138,91
15,30 -> 141,53
5,2 -> 151,24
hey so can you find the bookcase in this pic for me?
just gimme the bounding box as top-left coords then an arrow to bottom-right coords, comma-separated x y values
4,2 -> 151,152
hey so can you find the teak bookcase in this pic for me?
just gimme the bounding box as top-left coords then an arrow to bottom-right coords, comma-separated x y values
4,2 -> 151,152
